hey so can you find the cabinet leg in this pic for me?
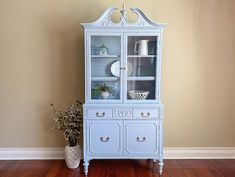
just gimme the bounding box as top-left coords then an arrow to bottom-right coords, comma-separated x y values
83,160 -> 89,176
153,159 -> 157,163
158,161 -> 164,175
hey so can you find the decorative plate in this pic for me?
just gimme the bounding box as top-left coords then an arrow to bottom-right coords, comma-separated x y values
110,61 -> 133,77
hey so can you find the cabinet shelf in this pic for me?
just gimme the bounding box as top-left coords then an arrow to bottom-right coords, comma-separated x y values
128,55 -> 156,58
91,55 -> 120,58
127,76 -> 155,81
91,77 -> 119,81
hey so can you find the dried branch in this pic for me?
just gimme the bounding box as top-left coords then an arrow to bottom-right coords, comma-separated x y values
50,101 -> 83,147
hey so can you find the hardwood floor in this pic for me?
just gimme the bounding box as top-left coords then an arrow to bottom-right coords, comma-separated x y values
0,159 -> 235,177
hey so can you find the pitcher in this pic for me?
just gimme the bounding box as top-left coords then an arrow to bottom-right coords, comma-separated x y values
134,40 -> 149,55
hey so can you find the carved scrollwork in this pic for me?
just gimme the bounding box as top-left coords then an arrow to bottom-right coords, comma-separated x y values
81,4 -> 166,28
100,8 -> 116,26
114,109 -> 132,118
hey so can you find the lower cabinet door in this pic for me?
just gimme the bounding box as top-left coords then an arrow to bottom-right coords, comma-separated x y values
124,121 -> 159,155
87,120 -> 122,155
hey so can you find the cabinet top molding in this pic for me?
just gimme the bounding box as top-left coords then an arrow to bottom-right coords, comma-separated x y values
81,5 -> 166,30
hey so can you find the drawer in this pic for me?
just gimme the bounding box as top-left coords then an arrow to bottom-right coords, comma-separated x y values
125,121 -> 158,154
87,121 -> 122,155
133,108 -> 159,118
87,108 -> 112,118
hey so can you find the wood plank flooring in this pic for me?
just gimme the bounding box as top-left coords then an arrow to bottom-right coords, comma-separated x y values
0,159 -> 235,177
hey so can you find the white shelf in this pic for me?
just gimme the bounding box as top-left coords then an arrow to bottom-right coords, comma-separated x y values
128,55 -> 156,58
91,55 -> 120,58
91,77 -> 119,81
127,76 -> 155,81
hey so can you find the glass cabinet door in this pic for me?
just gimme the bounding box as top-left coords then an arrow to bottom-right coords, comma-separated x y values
89,34 -> 122,101
124,34 -> 159,102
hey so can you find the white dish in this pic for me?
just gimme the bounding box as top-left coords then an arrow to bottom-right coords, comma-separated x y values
110,61 -> 133,77
127,63 -> 133,76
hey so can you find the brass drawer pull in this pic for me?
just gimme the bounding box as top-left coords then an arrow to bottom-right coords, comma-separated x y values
136,137 -> 146,142
100,136 -> 110,142
96,112 -> 105,117
141,112 -> 150,118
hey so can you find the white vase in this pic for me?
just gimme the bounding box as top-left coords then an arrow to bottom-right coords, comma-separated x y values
64,145 -> 81,169
101,91 -> 110,99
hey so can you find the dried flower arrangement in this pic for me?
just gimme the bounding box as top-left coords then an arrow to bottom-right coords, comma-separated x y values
50,101 -> 83,147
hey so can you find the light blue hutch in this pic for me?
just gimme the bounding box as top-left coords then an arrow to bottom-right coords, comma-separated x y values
81,5 -> 166,176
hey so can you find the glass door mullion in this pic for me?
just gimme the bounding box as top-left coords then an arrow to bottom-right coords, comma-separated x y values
123,34 -> 128,103
120,34 -> 124,103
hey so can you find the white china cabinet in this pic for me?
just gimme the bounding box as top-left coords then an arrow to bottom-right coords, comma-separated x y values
81,5 -> 166,176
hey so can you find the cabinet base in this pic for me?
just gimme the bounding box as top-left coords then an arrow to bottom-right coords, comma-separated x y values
83,159 -> 164,176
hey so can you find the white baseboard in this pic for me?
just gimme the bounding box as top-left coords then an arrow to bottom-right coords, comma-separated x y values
164,147 -> 235,159
0,147 -> 234,160
0,148 -> 64,160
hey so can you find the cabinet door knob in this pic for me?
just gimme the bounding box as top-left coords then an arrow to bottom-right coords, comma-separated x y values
100,136 -> 110,142
96,112 -> 105,117
141,112 -> 150,118
136,137 -> 146,142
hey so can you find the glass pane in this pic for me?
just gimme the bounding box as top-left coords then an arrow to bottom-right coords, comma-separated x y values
127,36 -> 157,56
127,57 -> 156,77
90,36 -> 121,100
126,36 -> 157,100
91,81 -> 120,100
127,81 -> 156,100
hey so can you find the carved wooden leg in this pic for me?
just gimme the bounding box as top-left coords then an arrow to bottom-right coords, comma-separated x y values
158,161 -> 164,176
153,159 -> 157,163
83,160 -> 89,176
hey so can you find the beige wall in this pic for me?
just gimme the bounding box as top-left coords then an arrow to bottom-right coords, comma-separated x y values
0,0 -> 235,148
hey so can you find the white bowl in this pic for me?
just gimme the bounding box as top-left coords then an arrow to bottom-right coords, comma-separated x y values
128,90 -> 150,100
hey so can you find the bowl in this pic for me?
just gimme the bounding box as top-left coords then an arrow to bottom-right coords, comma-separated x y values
128,90 -> 150,100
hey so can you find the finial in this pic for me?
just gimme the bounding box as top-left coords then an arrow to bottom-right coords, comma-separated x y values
122,3 -> 126,10
120,3 -> 127,25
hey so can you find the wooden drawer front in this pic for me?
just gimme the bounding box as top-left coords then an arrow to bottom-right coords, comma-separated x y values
133,109 -> 159,118
125,121 -> 158,154
87,121 -> 122,155
87,108 -> 112,118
